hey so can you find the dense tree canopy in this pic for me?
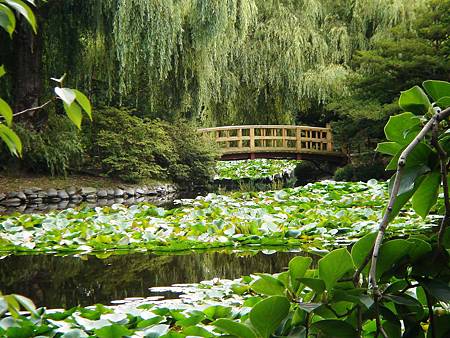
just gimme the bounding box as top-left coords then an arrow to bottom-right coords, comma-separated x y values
1,0 -> 425,126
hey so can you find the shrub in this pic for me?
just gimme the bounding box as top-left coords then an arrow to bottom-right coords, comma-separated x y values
333,165 -> 354,181
84,107 -> 218,185
0,113 -> 84,176
165,120 -> 219,188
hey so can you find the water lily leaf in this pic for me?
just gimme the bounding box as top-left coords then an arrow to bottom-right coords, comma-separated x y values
143,324 -> 170,338
94,324 -> 131,338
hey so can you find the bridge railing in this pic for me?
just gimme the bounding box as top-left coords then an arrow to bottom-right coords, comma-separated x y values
198,125 -> 334,155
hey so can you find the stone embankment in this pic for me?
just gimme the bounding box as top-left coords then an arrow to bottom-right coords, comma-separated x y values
0,184 -> 177,213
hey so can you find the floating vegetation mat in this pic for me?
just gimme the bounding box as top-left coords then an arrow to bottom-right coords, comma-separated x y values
215,159 -> 299,180
0,180 -> 437,255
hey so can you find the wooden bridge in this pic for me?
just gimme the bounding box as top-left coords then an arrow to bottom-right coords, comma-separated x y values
198,125 -> 347,163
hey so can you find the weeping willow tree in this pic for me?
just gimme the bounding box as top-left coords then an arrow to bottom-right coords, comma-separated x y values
2,0 -> 425,126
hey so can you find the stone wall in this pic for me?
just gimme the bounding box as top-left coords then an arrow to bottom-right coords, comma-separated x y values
0,184 -> 178,214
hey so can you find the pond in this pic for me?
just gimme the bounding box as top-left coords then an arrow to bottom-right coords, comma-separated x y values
0,249 -> 317,309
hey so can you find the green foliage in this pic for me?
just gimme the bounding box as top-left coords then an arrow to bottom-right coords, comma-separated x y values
0,113 -> 84,176
85,107 -> 217,185
216,159 -> 298,181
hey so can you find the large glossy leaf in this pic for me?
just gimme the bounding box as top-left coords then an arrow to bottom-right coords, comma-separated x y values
0,4 -> 15,36
351,232 -> 377,268
411,171 -> 440,218
376,142 -> 403,156
213,319 -> 257,338
427,314 -> 450,338
423,80 -> 450,102
74,89 -> 92,120
3,0 -> 36,33
289,256 -> 312,292
251,274 -> 285,296
399,86 -> 431,115
421,280 -> 450,303
387,173 -> 426,220
318,248 -> 354,291
298,277 -> 326,294
376,239 -> 411,280
249,296 -> 290,338
55,87 -> 76,105
0,97 -> 13,126
0,124 -> 22,156
384,112 -> 421,144
310,320 -> 358,338
63,102 -> 83,129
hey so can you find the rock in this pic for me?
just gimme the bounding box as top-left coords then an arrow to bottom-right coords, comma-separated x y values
57,190 -> 69,200
66,187 -> 77,196
97,199 -> 108,206
80,187 -> 97,196
47,203 -> 58,210
0,193 -> 5,201
71,194 -> 82,202
27,194 -> 38,199
31,198 -> 43,204
125,187 -> 135,197
124,197 -> 135,205
57,200 -> 69,209
50,197 -> 61,203
114,188 -> 124,197
114,198 -> 124,204
135,197 -> 145,203
147,190 -> 158,196
37,191 -> 47,198
97,189 -> 108,198
135,187 -> 145,195
107,189 -> 115,198
1,198 -> 22,207
23,189 -> 35,195
17,191 -> 27,201
85,195 -> 97,202
47,188 -> 58,198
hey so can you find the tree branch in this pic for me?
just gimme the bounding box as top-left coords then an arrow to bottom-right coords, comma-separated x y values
431,122 -> 450,251
12,99 -> 54,118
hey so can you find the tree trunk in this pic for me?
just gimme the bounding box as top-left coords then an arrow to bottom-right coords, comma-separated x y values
12,15 -> 46,129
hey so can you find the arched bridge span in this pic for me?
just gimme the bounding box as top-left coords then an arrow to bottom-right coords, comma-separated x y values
198,125 -> 347,164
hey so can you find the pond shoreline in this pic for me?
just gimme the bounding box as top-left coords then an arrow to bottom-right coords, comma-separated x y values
0,183 -> 178,214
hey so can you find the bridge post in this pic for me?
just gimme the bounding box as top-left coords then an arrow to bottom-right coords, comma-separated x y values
250,127 -> 255,159
237,128 -> 243,149
326,123 -> 333,151
296,127 -> 301,152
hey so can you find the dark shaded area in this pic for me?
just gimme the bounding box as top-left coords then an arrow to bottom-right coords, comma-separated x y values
0,250 -> 317,308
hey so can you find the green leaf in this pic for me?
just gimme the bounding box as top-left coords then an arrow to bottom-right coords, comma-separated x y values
384,112 -> 421,144
0,124 -> 22,157
395,165 -> 430,196
249,296 -> 290,338
182,326 -> 214,337
411,171 -> 440,218
0,4 -> 15,36
213,319 -> 257,338
407,238 -> 432,261
427,314 -> 450,338
298,277 -> 325,294
143,324 -> 170,338
288,256 -> 312,292
318,248 -> 354,291
376,142 -> 403,156
351,232 -> 377,268
0,65 -> 5,77
61,329 -> 89,338
310,320 -> 358,338
423,80 -> 450,102
74,89 -> 92,120
251,274 -> 285,296
376,239 -> 411,280
399,85 -> 431,115
63,102 -> 83,129
387,173 -> 426,220
4,0 -> 37,33
94,324 -> 132,338
55,87 -> 76,105
12,294 -> 37,317
421,280 -> 450,303
0,98 -> 13,126
436,96 -> 450,109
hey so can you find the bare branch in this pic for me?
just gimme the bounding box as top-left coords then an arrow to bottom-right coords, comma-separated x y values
12,99 -> 54,118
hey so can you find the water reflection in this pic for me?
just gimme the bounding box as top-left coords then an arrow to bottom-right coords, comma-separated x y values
0,250 -> 318,308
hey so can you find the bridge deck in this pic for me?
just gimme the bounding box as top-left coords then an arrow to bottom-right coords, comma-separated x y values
198,125 -> 347,164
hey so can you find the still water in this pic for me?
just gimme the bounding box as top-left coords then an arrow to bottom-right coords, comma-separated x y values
0,250 -> 316,308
